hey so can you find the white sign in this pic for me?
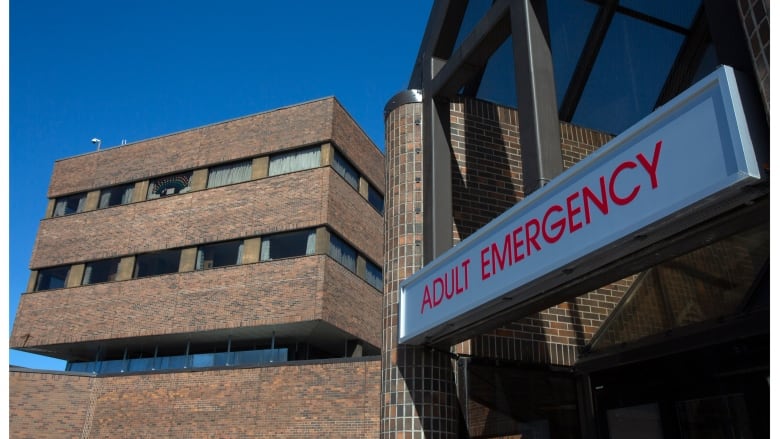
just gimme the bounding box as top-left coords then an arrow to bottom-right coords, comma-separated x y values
399,66 -> 767,344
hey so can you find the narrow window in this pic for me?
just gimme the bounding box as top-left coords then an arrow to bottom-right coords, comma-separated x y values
82,258 -> 120,285
261,229 -> 316,261
368,184 -> 384,215
328,234 -> 356,272
147,172 -> 193,199
196,240 -> 244,270
134,249 -> 181,278
366,260 -> 383,291
207,160 -> 252,188
332,151 -> 359,190
268,147 -> 321,176
35,266 -> 70,291
52,193 -> 87,217
98,184 -> 135,209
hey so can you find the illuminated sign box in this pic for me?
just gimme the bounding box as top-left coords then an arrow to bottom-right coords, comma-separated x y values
399,66 -> 767,345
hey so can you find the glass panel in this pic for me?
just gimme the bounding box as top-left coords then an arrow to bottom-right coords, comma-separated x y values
146,172 -> 193,199
572,13 -> 684,134
368,185 -> 384,214
127,357 -> 154,372
332,151 -> 359,190
157,355 -> 187,370
207,160 -> 252,188
196,240 -> 243,270
268,147 -> 321,176
475,36 -> 516,107
619,0 -> 701,29
366,260 -> 383,292
134,249 -> 181,278
589,223 -> 769,353
36,266 -> 70,291
52,193 -> 87,216
234,350 -> 262,365
453,0 -> 494,50
548,0 -> 600,107
82,258 -> 120,285
98,184 -> 134,208
329,234 -> 357,272
261,229 -> 315,261
607,403 -> 663,439
98,359 -> 125,374
676,394 -> 754,439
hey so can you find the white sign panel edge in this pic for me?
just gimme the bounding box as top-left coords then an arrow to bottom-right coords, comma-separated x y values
398,66 -> 766,345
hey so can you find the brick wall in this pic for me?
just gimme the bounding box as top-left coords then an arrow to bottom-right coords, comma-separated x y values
10,359 -> 381,438
9,371 -> 93,438
331,100 -> 386,192
12,256 -> 381,350
449,98 -> 632,366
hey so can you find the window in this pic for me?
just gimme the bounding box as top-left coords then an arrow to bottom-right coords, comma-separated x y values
147,172 -> 193,199
261,229 -> 316,261
35,266 -> 70,291
332,151 -> 359,190
366,260 -> 383,291
98,184 -> 134,208
268,146 -> 321,176
82,258 -> 120,285
329,234 -> 357,272
207,160 -> 252,188
134,249 -> 181,278
368,184 -> 384,214
52,193 -> 87,217
196,240 -> 244,270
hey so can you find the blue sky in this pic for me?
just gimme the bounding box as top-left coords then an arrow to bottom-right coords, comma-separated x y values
8,0 -> 433,370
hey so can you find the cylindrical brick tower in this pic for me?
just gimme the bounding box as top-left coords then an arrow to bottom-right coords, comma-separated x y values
381,91 -> 460,438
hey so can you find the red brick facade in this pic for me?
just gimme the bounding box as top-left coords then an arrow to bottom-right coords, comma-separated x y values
10,359 -> 381,438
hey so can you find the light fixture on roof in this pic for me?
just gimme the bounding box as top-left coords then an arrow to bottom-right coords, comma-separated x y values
91,138 -> 102,151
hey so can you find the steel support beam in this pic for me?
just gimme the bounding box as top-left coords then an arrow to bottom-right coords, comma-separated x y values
428,0 -> 512,98
422,57 -> 453,263
409,0 -> 468,90
510,0 -> 563,194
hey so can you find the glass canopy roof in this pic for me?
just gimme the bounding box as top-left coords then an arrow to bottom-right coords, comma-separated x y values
444,0 -> 708,135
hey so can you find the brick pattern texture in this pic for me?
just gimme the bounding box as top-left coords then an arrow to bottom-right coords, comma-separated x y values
47,97 -> 383,198
449,98 -> 631,366
12,255 -> 382,351
737,0 -> 769,116
10,359 -> 380,438
382,101 -> 460,438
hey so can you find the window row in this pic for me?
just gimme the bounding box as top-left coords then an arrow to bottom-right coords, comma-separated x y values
33,228 -> 383,292
50,144 -> 384,217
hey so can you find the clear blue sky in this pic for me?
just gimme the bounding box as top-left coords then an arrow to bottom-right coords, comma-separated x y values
8,0 -> 433,370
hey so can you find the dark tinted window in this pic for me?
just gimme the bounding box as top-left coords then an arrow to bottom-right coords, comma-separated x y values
36,266 -> 70,291
134,250 -> 181,278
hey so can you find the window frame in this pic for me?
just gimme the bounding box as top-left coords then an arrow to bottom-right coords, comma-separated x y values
98,183 -> 135,209
52,193 -> 87,217
133,249 -> 182,279
260,229 -> 317,261
196,240 -> 244,270
35,266 -> 71,291
146,172 -> 193,200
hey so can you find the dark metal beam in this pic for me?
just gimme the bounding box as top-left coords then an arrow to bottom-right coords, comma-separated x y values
559,0 -> 618,122
429,0 -> 512,97
408,0 -> 468,90
511,0 -> 563,194
422,57 -> 454,263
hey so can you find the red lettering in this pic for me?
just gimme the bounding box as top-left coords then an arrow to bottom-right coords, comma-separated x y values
512,225 -> 525,263
490,234 -> 513,276
609,161 -> 640,205
542,204 -> 566,243
461,258 -> 471,291
420,285 -> 433,314
637,140 -> 663,189
525,218 -> 541,256
480,247 -> 491,280
583,176 -> 609,224
433,277 -> 444,306
566,192 -> 583,233
444,270 -> 454,299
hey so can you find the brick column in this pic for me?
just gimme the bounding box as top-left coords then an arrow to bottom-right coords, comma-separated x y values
382,91 -> 459,438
